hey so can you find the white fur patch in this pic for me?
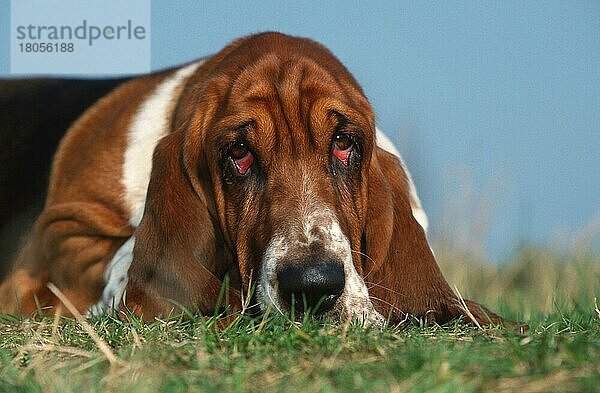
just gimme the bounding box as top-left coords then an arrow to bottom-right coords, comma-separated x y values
256,236 -> 288,315
376,127 -> 429,232
122,61 -> 203,227
90,62 -> 202,316
88,236 -> 135,316
323,211 -> 384,325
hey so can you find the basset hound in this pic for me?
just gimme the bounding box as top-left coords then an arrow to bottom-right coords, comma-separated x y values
0,32 -> 507,326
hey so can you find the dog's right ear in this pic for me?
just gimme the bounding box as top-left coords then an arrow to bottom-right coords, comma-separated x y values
362,146 -> 508,327
125,129 -> 241,321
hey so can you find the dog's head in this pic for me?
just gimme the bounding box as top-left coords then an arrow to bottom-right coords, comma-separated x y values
127,32 -> 505,326
193,34 -> 379,322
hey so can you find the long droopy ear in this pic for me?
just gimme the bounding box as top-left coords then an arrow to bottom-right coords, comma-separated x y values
363,147 -> 506,326
125,130 -> 241,321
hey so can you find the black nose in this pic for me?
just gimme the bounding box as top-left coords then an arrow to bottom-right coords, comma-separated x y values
277,261 -> 345,315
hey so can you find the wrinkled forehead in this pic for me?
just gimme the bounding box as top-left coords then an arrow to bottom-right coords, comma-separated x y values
209,54 -> 374,153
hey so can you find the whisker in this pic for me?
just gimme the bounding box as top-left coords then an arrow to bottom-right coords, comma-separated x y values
350,249 -> 378,279
367,295 -> 412,325
350,249 -> 375,264
364,281 -> 405,297
368,295 -> 400,310
368,295 -> 410,320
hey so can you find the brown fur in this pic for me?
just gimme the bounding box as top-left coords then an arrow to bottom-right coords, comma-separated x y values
0,32 -> 507,326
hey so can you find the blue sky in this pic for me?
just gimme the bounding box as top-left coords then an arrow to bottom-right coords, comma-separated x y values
1,1 -> 599,259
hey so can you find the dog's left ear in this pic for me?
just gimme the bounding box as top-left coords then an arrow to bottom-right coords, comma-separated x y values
362,147 -> 506,326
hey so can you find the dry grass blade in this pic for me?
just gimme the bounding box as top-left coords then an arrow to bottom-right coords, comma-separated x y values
20,343 -> 96,358
454,286 -> 483,330
130,325 -> 143,350
12,318 -> 47,368
47,282 -> 121,366
595,297 -> 600,322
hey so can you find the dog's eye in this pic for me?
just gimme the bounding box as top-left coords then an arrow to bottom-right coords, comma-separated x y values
332,134 -> 354,166
228,141 -> 254,175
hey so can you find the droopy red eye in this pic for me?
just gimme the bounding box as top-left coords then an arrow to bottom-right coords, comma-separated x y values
332,134 -> 354,166
228,141 -> 254,175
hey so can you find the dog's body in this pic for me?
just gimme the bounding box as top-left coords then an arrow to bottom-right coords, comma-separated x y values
0,77 -> 131,278
0,33 -> 505,326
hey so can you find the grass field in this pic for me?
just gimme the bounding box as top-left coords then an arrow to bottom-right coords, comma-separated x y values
1,247 -> 599,392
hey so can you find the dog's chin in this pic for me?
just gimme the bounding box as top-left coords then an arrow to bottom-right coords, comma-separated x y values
319,306 -> 385,327
255,292 -> 385,327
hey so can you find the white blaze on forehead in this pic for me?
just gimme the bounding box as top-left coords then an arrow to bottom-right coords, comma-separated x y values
376,127 -> 429,232
122,60 -> 204,227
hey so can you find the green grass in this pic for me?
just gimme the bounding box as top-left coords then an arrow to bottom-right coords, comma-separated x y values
1,248 -> 599,392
